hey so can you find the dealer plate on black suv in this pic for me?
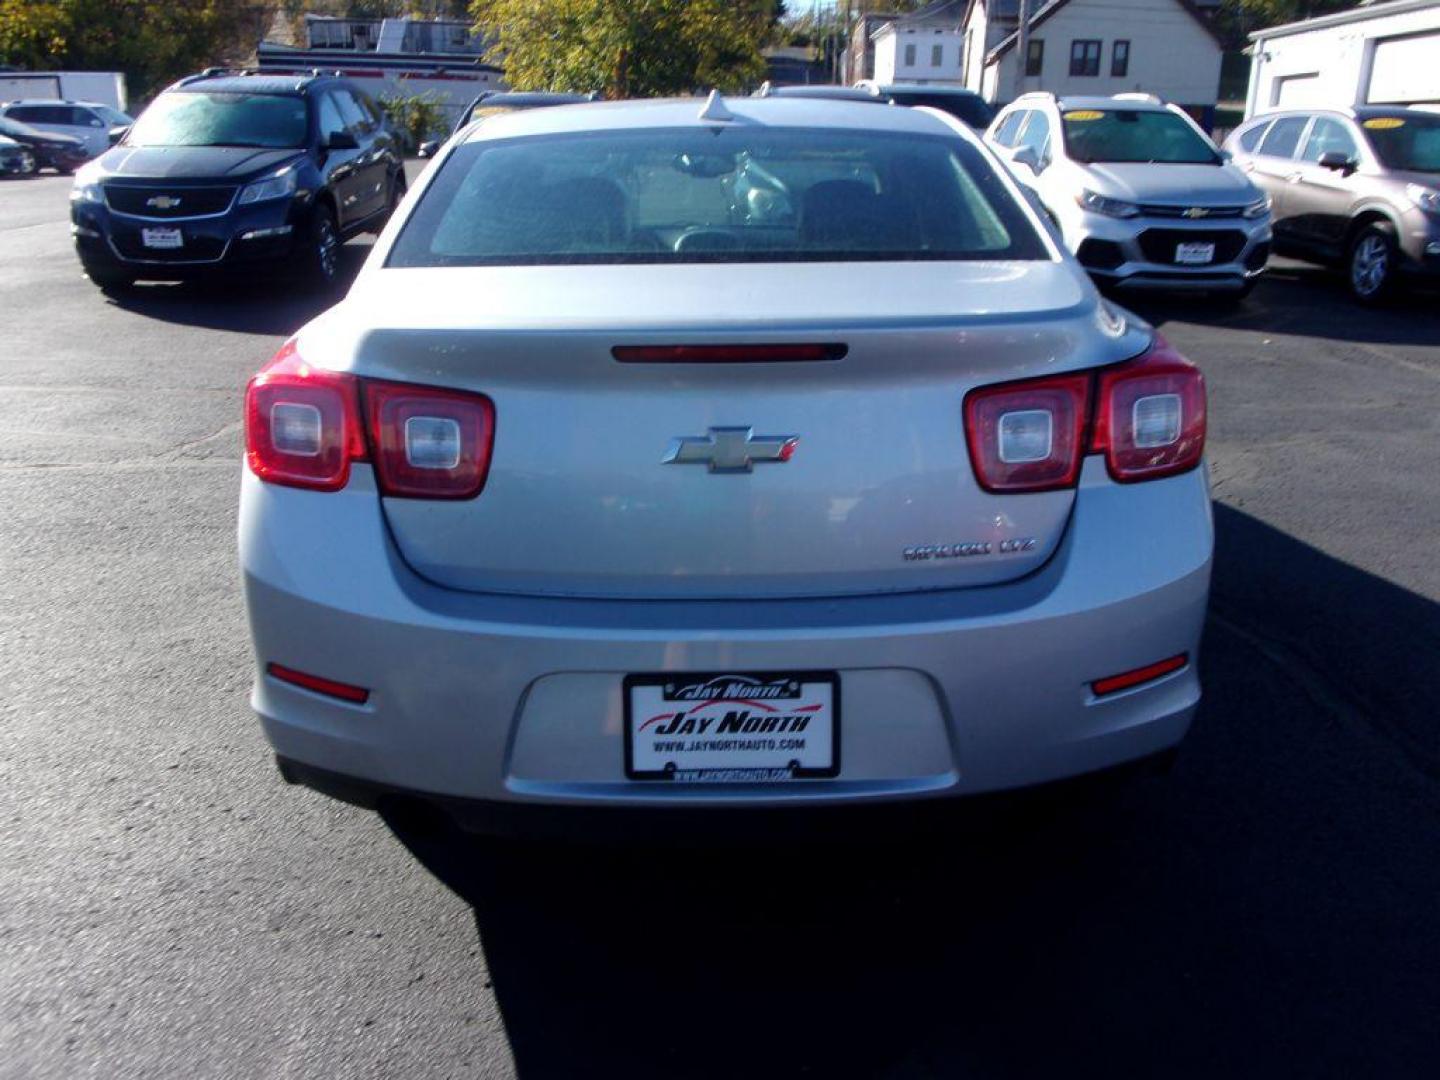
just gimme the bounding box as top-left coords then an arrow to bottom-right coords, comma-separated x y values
624,671 -> 840,782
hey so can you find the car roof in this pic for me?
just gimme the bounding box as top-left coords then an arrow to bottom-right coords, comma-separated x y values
476,91 -> 591,106
880,84 -> 984,97
757,85 -> 883,102
1053,95 -> 1169,112
173,75 -> 320,96
459,95 -> 962,143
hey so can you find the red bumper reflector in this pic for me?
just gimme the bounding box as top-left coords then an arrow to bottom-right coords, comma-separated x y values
612,343 -> 846,364
1091,654 -> 1188,697
266,663 -> 370,704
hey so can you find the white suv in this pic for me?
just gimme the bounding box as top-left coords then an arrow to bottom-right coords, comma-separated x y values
0,100 -> 133,158
986,93 -> 1272,296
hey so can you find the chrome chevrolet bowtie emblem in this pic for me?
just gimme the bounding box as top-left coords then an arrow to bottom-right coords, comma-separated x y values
1183,207 -> 1209,219
663,427 -> 798,473
146,195 -> 182,210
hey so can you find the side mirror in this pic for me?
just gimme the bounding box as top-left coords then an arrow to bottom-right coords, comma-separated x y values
107,125 -> 129,146
1011,145 -> 1041,173
1318,150 -> 1356,174
417,139 -> 440,159
325,129 -> 359,151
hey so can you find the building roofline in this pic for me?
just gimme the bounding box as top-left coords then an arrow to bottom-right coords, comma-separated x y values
1248,0 -> 1440,42
985,0 -> 1222,63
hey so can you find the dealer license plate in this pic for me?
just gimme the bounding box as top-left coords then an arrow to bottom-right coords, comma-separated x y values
625,671 -> 839,782
141,227 -> 184,250
1174,242 -> 1215,265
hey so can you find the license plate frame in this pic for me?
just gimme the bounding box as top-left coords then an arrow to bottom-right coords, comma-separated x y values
1174,241 -> 1215,265
141,227 -> 184,250
624,671 -> 840,783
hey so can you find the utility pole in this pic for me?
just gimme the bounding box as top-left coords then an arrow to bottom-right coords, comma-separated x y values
1013,0 -> 1030,103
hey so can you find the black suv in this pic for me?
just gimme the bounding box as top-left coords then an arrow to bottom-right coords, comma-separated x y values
69,70 -> 403,291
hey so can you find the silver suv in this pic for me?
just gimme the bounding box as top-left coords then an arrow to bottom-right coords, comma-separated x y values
987,93 -> 1272,296
1225,106 -> 1440,303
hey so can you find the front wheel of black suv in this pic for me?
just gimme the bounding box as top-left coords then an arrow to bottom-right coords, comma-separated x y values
1347,223 -> 1398,304
295,204 -> 341,290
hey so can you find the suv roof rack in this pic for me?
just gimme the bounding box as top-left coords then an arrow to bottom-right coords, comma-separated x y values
1111,92 -> 1165,104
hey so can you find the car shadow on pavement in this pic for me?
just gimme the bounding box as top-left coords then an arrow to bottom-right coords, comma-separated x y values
97,246 -> 368,335
1125,264 -> 1439,348
385,503 -> 1440,1079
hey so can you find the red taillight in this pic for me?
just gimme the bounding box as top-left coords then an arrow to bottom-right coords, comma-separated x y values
962,333 -> 1205,494
963,372 -> 1090,493
266,662 -> 370,704
245,340 -> 365,492
1092,334 -> 1206,483
613,343 -> 846,363
245,342 -> 495,500
363,380 -> 495,499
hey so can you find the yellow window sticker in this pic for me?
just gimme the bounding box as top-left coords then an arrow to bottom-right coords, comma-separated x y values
1064,110 -> 1104,121
1363,117 -> 1405,130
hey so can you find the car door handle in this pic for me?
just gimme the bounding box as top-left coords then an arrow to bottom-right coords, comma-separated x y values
1286,172 -> 1304,183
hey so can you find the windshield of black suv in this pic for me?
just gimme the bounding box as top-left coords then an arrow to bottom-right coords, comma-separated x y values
388,126 -> 1048,266
1360,114 -> 1440,173
126,92 -> 309,149
1062,108 -> 1219,165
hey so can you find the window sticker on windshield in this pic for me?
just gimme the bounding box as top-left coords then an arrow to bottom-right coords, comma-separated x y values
1363,118 -> 1405,130
1063,110 -> 1103,121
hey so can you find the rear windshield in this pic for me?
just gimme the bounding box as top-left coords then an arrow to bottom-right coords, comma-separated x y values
388,126 -> 1046,266
127,92 -> 308,149
1360,114 -> 1440,173
886,92 -> 995,129
1062,109 -> 1219,165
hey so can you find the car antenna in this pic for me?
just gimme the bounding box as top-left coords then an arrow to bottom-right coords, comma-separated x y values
698,89 -> 735,123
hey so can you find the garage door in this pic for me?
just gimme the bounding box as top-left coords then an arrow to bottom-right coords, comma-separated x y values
1368,32 -> 1440,104
1273,73 -> 1322,108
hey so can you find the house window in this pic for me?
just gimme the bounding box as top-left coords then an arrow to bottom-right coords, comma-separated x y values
1069,39 -> 1101,77
1026,39 -> 1044,77
932,43 -> 943,67
904,42 -> 917,67
1112,40 -> 1130,78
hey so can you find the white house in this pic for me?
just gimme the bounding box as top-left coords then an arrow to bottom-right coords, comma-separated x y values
960,0 -> 1223,117
867,0 -> 970,85
1245,0 -> 1440,117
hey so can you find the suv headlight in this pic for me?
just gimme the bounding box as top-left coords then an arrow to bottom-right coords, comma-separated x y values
1407,184 -> 1440,214
70,165 -> 104,204
1242,194 -> 1271,219
1076,189 -> 1140,218
238,167 -> 298,206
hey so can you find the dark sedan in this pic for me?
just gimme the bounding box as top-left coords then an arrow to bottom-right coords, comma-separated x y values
0,118 -> 89,174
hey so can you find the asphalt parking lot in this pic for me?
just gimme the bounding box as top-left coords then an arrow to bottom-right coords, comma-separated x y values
2,169 -> 1437,1079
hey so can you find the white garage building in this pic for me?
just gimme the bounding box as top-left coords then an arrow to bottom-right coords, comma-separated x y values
1246,0 -> 1440,116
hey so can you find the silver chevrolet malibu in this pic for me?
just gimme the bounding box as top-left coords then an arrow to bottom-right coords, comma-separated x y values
240,94 -> 1213,829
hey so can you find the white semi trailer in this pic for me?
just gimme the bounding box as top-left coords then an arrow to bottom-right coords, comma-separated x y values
0,71 -> 128,111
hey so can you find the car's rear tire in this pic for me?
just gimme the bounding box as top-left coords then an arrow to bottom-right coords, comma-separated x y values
296,203 -> 341,290
1347,222 -> 1398,304
15,151 -> 37,176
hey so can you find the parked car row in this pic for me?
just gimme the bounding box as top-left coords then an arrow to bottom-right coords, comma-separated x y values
981,91 -> 1439,304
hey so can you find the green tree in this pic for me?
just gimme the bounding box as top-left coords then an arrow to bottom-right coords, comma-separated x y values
0,0 -> 270,101
469,0 -> 773,98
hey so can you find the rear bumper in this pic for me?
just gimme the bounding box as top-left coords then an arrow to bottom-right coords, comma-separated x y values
240,456 -> 1213,813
